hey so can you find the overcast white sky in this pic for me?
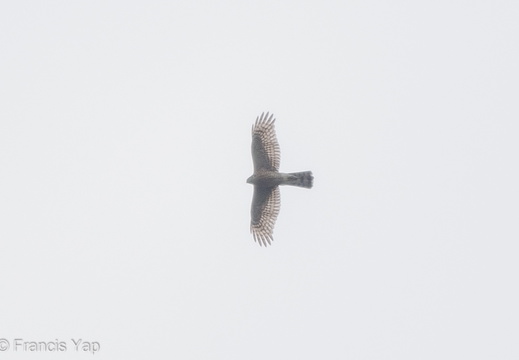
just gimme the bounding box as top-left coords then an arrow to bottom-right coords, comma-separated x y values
1,1 -> 518,359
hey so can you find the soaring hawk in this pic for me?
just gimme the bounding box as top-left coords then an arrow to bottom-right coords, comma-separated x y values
246,112 -> 313,246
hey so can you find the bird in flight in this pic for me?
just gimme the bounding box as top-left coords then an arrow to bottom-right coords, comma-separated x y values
247,112 -> 313,246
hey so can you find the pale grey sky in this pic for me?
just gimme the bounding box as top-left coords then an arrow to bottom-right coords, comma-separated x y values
1,1 -> 518,359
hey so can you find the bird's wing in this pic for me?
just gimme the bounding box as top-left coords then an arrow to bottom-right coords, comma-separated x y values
251,112 -> 280,172
250,186 -> 280,246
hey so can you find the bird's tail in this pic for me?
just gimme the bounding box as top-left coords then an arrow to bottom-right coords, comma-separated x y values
286,171 -> 313,188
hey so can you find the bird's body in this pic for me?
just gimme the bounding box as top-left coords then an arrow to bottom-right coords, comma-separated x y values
247,112 -> 313,246
247,171 -> 313,188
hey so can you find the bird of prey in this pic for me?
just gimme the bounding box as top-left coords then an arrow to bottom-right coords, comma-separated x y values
246,112 -> 313,246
